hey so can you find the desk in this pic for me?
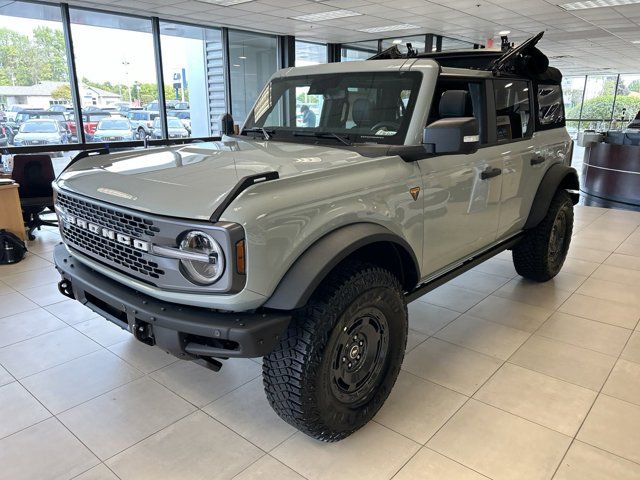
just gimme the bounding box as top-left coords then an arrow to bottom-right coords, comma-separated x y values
0,183 -> 26,241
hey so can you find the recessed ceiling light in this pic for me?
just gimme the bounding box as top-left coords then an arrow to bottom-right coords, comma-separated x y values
196,0 -> 254,5
498,30 -> 511,35
633,40 -> 640,44
393,39 -> 402,44
291,9 -> 362,22
358,24 -> 420,33
560,0 -> 640,10
239,56 -> 247,59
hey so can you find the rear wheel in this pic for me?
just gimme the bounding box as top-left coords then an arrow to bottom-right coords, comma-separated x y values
262,261 -> 407,442
513,190 -> 574,281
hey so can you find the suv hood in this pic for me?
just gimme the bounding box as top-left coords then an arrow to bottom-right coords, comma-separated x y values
56,137 -> 384,221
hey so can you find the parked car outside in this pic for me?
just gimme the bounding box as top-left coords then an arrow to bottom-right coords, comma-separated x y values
128,110 -> 158,138
0,122 -> 9,146
92,118 -> 135,142
151,116 -> 189,139
5,104 -> 33,121
67,110 -> 111,141
13,119 -> 69,146
167,110 -> 191,133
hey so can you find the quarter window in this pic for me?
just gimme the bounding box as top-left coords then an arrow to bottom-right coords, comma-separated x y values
537,84 -> 564,127
494,80 -> 531,142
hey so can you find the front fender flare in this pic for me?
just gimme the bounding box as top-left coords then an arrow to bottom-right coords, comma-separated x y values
524,163 -> 579,229
263,223 -> 419,311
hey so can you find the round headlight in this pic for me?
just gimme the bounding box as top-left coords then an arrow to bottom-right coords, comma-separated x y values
178,231 -> 225,285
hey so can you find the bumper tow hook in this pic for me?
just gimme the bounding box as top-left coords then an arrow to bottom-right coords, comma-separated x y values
57,279 -> 75,299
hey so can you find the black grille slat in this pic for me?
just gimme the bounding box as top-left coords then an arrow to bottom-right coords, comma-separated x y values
56,192 -> 157,238
56,192 -> 165,282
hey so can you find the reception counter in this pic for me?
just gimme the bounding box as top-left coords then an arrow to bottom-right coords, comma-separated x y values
579,130 -> 640,207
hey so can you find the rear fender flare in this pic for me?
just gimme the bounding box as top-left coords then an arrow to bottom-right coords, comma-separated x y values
524,163 -> 579,229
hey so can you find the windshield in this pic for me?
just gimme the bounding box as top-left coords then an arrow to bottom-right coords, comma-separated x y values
242,71 -> 422,145
20,121 -> 57,133
97,119 -> 130,130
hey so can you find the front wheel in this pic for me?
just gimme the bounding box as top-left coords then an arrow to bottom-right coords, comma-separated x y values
263,261 -> 407,442
512,190 -> 574,281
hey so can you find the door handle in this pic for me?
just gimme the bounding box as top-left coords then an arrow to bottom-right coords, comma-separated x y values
480,167 -> 502,180
530,156 -> 546,166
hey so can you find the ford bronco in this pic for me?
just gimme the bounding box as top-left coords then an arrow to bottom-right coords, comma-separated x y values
53,32 -> 578,441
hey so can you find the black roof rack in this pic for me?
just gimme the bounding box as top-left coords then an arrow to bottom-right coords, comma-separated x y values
367,31 -> 561,84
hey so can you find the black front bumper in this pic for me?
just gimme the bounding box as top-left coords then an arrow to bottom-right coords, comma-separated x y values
53,244 -> 290,359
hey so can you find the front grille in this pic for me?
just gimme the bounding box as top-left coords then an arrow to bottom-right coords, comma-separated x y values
56,192 -> 165,282
57,191 -> 159,238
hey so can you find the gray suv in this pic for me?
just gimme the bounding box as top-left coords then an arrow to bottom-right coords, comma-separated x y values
53,32 -> 578,442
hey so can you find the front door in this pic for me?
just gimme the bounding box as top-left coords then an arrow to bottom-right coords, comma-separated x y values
417,149 -> 503,276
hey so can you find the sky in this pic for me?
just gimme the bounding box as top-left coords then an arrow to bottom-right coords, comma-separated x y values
0,15 -> 194,85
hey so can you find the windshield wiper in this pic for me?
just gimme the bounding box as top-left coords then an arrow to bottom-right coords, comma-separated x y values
293,131 -> 352,146
242,127 -> 274,140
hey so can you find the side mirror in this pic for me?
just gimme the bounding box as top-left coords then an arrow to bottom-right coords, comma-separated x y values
424,117 -> 479,155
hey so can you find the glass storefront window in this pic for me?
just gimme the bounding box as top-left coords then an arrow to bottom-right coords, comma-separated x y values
441,36 -> 474,51
295,41 -> 326,67
579,74 -> 617,131
228,30 -> 277,126
612,74 -> 640,128
381,35 -> 426,54
562,76 -> 586,137
160,22 -> 225,137
0,2 -> 77,148
341,41 -> 378,62
69,9 -> 158,142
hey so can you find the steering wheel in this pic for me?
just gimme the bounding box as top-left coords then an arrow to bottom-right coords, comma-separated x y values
370,121 -> 400,132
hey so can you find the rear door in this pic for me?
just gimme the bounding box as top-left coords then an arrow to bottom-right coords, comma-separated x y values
492,78 -> 537,237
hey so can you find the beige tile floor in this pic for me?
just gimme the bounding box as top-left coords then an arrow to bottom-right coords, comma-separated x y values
1,205 -> 640,480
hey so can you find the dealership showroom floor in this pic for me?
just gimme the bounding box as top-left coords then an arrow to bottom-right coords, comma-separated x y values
0,203 -> 639,480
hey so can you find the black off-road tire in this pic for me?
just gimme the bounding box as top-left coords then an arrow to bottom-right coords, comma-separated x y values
263,261 -> 407,442
513,190 -> 574,281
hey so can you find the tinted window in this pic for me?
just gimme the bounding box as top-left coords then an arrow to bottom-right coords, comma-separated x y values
537,84 -> 564,127
97,119 -> 130,130
494,80 -> 531,142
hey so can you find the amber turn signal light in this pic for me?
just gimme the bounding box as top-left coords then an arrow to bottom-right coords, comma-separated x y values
236,240 -> 246,274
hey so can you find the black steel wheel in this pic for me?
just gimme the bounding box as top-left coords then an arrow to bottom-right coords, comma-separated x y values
263,261 -> 407,442
513,190 -> 574,281
329,307 -> 389,406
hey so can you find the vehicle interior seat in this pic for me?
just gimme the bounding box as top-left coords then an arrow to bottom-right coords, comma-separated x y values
352,98 -> 374,129
12,154 -> 58,240
438,90 -> 473,118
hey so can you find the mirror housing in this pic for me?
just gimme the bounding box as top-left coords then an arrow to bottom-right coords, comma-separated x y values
423,117 -> 480,155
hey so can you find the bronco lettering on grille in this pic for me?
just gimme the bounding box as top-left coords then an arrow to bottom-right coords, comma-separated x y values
61,211 -> 150,252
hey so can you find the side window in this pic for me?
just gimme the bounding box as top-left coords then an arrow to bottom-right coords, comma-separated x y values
428,79 -> 488,145
537,84 -> 564,128
493,80 -> 531,142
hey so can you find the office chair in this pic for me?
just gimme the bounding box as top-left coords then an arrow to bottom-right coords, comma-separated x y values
11,154 -> 58,240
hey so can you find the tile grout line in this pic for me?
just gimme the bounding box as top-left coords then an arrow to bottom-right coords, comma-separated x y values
550,316 -> 640,478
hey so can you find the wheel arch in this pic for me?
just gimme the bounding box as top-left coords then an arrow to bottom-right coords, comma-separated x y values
524,163 -> 579,230
263,223 -> 420,311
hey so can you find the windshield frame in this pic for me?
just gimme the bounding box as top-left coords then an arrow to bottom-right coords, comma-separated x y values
242,70 -> 423,146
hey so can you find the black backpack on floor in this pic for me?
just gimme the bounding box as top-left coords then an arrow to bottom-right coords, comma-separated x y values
0,229 -> 27,264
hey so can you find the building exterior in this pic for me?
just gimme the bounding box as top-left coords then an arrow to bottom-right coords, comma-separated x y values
0,81 -> 121,109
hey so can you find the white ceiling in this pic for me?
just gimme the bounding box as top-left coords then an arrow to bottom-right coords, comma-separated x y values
54,0 -> 640,74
